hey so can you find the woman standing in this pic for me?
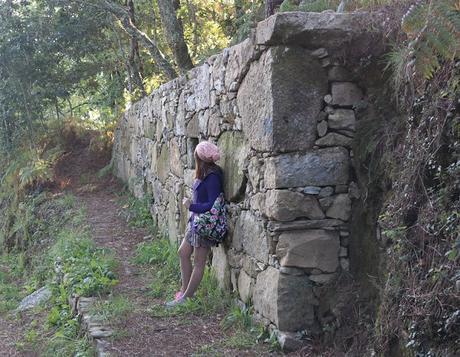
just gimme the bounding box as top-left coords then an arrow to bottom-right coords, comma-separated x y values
166,141 -> 224,307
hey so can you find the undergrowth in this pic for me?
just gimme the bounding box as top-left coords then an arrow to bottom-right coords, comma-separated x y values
0,192 -> 116,356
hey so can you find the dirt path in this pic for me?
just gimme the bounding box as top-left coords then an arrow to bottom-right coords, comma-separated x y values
0,316 -> 28,357
77,177 -> 274,356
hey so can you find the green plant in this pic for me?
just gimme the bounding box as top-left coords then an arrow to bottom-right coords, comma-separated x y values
89,295 -> 133,323
221,303 -> 253,330
119,193 -> 157,233
387,0 -> 460,97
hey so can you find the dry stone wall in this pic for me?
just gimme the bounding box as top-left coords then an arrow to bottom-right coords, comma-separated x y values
113,11 -> 385,345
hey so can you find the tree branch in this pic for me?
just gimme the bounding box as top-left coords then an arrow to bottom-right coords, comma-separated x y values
100,0 -> 177,80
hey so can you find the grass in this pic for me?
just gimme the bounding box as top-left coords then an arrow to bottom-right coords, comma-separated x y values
134,233 -> 231,316
89,295 -> 133,323
118,191 -> 157,233
0,192 -> 118,356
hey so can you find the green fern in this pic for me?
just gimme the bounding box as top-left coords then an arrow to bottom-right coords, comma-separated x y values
402,0 -> 460,80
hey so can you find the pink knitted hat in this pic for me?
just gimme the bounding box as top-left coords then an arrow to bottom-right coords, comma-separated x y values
195,141 -> 221,163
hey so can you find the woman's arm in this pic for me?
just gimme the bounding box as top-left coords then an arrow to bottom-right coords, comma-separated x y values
189,173 -> 221,213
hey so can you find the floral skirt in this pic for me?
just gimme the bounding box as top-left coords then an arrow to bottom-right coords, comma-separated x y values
185,222 -> 217,248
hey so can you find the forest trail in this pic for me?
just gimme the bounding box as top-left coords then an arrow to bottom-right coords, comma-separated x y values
57,144 -> 278,356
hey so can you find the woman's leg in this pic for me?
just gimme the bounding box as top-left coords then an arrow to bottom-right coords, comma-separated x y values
183,246 -> 210,298
178,239 -> 193,293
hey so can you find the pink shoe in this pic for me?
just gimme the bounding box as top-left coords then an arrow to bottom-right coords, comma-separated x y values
174,291 -> 184,301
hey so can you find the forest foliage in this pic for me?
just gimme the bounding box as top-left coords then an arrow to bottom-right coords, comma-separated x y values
0,1 -> 459,354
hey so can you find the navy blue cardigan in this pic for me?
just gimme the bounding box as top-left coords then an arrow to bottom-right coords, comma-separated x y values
189,170 -> 224,214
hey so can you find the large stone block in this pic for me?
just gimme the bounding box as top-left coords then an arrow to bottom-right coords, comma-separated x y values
238,46 -> 327,152
255,12 -> 383,56
156,144 -> 170,184
237,269 -> 253,303
315,133 -> 353,148
217,132 -> 250,202
326,194 -> 351,221
253,267 -> 315,331
233,211 -> 269,263
264,147 -> 349,188
168,193 -> 179,245
169,138 -> 183,178
328,109 -> 356,131
331,82 -> 363,107
188,64 -> 210,111
212,245 -> 231,290
225,38 -> 255,88
264,190 -> 324,221
276,230 -> 340,272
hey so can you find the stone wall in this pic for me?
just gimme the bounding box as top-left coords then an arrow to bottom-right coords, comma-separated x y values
113,11 -> 385,346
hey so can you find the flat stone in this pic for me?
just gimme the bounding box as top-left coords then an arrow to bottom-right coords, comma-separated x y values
315,133 -> 353,148
198,109 -> 209,135
318,186 -> 334,198
186,113 -> 199,138
326,194 -> 351,221
238,269 -> 253,303
279,266 -> 305,276
265,190 -> 324,221
233,211 -> 269,263
336,129 -> 355,138
331,82 -> 364,107
317,120 -> 328,137
217,131 -> 250,202
319,196 -> 335,211
253,267 -> 315,331
267,219 -> 343,232
276,230 -> 340,272
303,186 -> 321,195
156,144 -> 170,184
169,138 -> 183,177
311,47 -> 328,58
328,109 -> 356,131
16,286 -> 52,312
242,255 -> 259,278
238,46 -> 327,152
335,184 -> 348,193
248,156 -> 263,190
211,245 -> 231,290
323,94 -> 333,104
225,38 -> 255,87
309,273 -> 336,284
250,193 -> 265,212
339,246 -> 348,257
256,12 -> 383,52
264,147 -> 350,188
89,327 -> 113,338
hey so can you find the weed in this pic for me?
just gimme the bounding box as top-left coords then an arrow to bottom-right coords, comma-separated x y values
222,329 -> 256,349
89,295 -> 133,323
221,303 -> 253,331
119,193 -> 156,233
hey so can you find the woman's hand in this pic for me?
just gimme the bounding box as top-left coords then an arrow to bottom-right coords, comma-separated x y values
182,197 -> 191,209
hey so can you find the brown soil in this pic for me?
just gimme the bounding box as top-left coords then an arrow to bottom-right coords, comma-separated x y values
59,144 -> 280,356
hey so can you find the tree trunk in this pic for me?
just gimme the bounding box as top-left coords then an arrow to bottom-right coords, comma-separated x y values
156,0 -> 193,74
100,0 -> 177,80
126,0 -> 146,96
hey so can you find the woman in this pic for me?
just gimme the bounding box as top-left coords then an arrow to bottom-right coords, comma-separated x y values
165,141 -> 223,307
